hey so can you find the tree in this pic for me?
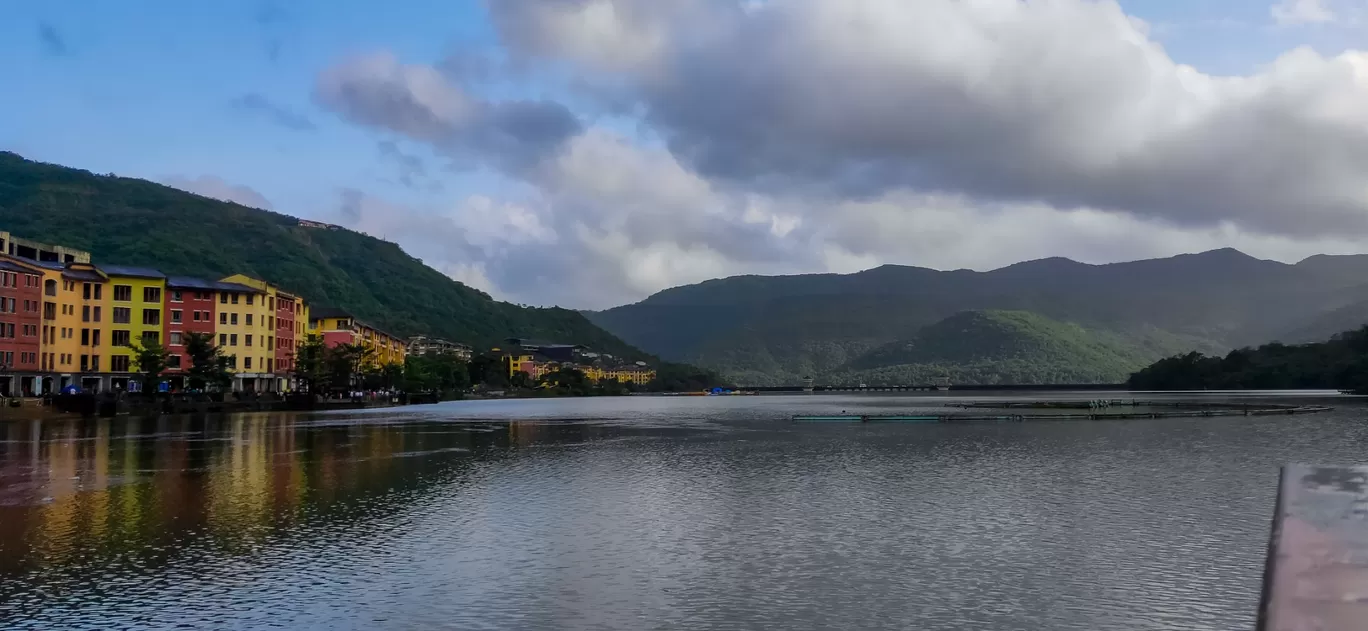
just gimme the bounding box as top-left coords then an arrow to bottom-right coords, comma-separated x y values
327,343 -> 374,392
127,338 -> 170,394
293,334 -> 329,394
183,332 -> 232,391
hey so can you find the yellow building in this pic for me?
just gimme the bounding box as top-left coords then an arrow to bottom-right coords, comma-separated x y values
100,265 -> 167,391
210,279 -> 272,392
38,263 -> 86,393
217,275 -> 311,392
309,308 -> 406,367
583,365 -> 657,384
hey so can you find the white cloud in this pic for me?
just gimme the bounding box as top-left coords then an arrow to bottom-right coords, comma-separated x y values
1272,0 -> 1336,25
310,0 -> 1368,308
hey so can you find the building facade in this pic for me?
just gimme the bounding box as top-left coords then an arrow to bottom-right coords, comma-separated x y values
102,266 -> 168,392
407,335 -> 472,360
0,258 -> 46,396
309,308 -> 407,367
163,277 -> 220,388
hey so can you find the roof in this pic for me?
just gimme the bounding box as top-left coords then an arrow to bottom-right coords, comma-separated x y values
166,276 -> 217,290
31,260 -> 66,270
99,264 -> 165,279
310,307 -> 353,320
213,281 -> 263,294
62,269 -> 105,281
0,259 -> 41,273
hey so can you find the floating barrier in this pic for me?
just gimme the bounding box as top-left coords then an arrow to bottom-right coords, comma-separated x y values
792,405 -> 1333,424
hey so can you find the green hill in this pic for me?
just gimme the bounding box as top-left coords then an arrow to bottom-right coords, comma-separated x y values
589,250 -> 1368,385
830,310 -> 1178,385
0,152 -> 647,359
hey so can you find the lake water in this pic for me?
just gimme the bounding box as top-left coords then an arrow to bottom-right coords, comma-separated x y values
1,392 -> 1364,630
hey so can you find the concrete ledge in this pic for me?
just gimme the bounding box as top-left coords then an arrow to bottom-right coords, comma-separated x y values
1259,464 -> 1368,630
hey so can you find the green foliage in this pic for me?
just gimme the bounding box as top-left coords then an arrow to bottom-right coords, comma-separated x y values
403,353 -> 469,396
126,338 -> 169,393
0,152 -> 652,358
183,332 -> 232,390
590,249 -> 1368,385
292,334 -> 329,393
1128,326 -> 1368,391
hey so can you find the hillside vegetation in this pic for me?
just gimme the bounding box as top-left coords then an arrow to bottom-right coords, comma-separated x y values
1129,326 -> 1368,392
590,249 -> 1368,385
0,152 -> 647,358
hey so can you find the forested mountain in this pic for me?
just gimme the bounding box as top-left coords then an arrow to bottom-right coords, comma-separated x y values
0,152 -> 648,359
589,249 -> 1368,385
1129,326 -> 1368,392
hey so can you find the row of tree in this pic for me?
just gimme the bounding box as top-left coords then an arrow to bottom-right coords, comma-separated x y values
124,333 -> 731,397
1127,325 -> 1368,392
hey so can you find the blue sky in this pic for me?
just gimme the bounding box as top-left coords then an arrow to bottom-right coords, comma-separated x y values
2,1 -> 1366,308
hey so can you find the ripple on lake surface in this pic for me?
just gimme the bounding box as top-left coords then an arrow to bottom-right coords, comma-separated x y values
1,393 -> 1365,630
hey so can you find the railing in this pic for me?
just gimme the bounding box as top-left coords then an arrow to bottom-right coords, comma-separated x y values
1258,464 -> 1368,630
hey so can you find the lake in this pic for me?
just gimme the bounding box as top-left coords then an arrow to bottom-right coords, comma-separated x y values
1,392 -> 1363,630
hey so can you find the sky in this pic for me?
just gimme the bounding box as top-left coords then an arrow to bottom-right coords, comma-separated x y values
3,0 -> 1368,310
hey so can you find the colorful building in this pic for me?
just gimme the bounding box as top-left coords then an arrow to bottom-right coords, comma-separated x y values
218,274 -> 312,392
309,308 -> 407,367
37,262 -> 87,394
208,279 -> 271,392
407,335 -> 472,361
101,265 -> 168,392
583,365 -> 657,384
163,277 -> 221,387
0,257 -> 47,396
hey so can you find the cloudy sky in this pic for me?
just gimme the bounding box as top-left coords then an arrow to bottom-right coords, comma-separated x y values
3,0 -> 1368,309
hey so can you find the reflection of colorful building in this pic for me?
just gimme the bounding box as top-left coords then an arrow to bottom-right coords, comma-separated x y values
308,308 -> 407,367
0,257 -> 47,396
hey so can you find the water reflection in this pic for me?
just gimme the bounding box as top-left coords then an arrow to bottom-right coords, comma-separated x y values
1,397 -> 1366,630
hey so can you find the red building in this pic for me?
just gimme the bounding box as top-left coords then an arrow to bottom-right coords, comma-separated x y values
274,291 -> 302,375
163,277 -> 220,387
0,257 -> 46,396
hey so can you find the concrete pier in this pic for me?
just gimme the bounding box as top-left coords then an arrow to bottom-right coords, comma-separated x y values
1259,464 -> 1368,630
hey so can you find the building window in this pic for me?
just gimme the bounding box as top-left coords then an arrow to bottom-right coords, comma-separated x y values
245,334 -> 253,347
171,310 -> 182,324
91,355 -> 100,371
114,285 -> 132,301
80,355 -> 89,371
268,297 -> 275,309
81,328 -> 90,345
268,316 -> 274,329
219,333 -> 227,346
267,336 -> 274,351
220,312 -> 228,325
45,279 -> 57,297
83,283 -> 91,299
192,311 -> 200,322
111,355 -> 129,372
266,358 -> 274,372
245,314 -> 253,326
113,307 -> 131,324
142,331 -> 158,345
228,355 -> 237,369
112,330 -> 131,346
92,329 -> 101,347
171,290 -> 183,302
142,309 -> 160,326
92,306 -> 101,322
143,287 -> 161,303
244,357 -> 252,370
82,305 -> 91,322
246,294 -> 254,306
231,313 -> 238,325
230,334 -> 238,346
169,332 -> 182,346
168,355 -> 182,368
94,284 -> 102,300
220,293 -> 228,304
231,294 -> 239,304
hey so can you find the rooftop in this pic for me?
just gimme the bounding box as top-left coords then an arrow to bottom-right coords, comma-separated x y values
99,264 -> 166,279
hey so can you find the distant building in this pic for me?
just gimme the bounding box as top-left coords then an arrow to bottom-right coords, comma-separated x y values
297,219 -> 342,230
309,307 -> 407,367
0,230 -> 91,265
408,335 -> 472,360
0,256 -> 47,396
